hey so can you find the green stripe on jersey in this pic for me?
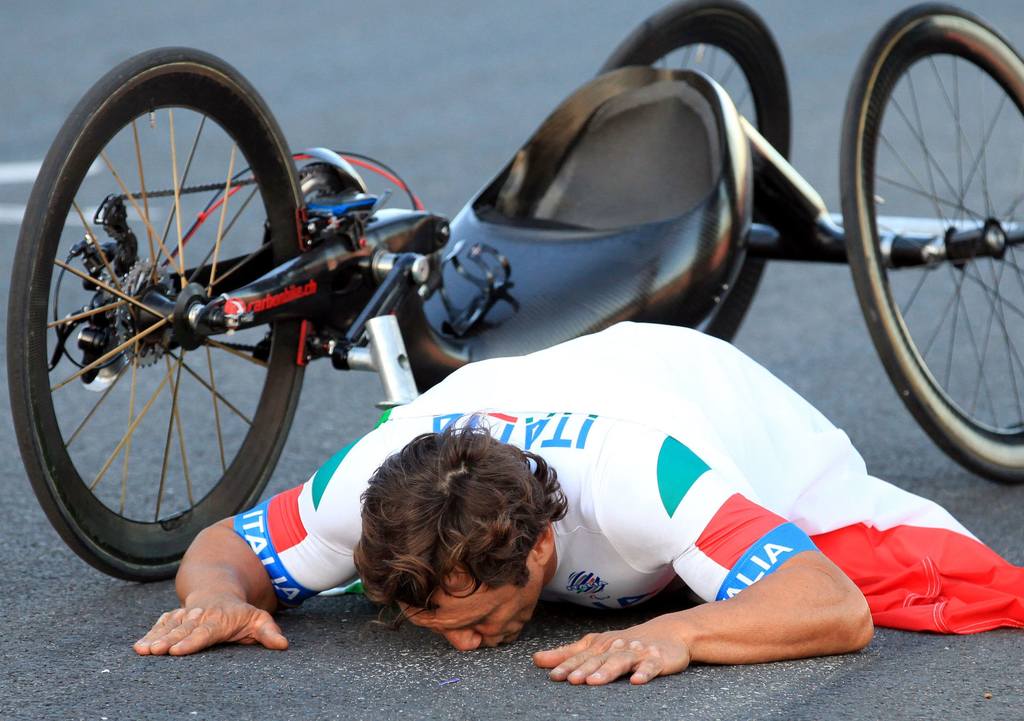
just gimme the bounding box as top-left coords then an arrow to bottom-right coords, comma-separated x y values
656,436 -> 710,518
312,440 -> 358,510
375,408 -> 392,427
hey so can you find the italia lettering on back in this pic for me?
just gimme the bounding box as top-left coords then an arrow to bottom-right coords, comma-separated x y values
432,412 -> 599,450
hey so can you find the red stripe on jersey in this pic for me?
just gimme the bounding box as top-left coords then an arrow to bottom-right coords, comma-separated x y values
267,485 -> 308,554
487,412 -> 518,423
696,493 -> 787,569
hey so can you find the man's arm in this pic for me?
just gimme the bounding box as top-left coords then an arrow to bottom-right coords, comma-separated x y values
533,551 -> 873,685
133,519 -> 288,656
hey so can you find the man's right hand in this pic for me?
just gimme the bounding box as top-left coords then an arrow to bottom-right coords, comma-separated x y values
133,597 -> 288,656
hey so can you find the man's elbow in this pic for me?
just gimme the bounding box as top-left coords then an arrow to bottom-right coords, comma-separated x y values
809,554 -> 874,652
839,585 -> 874,652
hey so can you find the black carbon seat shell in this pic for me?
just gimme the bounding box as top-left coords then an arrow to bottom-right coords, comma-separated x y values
402,67 -> 752,387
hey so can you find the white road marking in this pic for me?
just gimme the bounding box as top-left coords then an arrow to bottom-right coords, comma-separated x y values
0,203 -> 163,226
0,159 -> 102,185
0,161 -> 45,184
0,159 -> 108,225
0,204 -> 27,225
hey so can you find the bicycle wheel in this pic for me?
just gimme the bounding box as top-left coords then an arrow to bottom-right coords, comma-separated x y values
841,5 -> 1024,482
601,0 -> 791,341
7,47 -> 306,579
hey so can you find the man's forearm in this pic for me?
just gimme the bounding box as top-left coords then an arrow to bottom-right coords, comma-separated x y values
667,552 -> 873,665
175,520 -> 278,612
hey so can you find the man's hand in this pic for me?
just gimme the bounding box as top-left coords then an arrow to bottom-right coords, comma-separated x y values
133,519 -> 286,656
534,553 -> 872,685
533,617 -> 691,686
133,597 -> 288,656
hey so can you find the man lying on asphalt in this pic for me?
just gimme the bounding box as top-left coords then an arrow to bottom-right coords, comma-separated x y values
134,322 -> 1024,685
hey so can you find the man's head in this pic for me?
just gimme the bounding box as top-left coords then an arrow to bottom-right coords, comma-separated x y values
354,422 -> 567,649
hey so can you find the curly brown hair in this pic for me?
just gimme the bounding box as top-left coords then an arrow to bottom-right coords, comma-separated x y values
353,422 -> 567,614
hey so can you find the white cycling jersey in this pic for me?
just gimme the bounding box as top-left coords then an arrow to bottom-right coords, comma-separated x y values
231,322 -> 867,608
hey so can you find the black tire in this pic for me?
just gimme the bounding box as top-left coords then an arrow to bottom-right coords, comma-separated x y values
601,0 -> 791,341
841,5 -> 1024,482
7,48 -> 305,579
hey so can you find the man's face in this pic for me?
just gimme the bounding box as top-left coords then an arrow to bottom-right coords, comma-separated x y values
401,527 -> 554,651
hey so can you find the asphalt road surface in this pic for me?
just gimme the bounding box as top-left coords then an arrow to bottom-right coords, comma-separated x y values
3,1 -> 1024,719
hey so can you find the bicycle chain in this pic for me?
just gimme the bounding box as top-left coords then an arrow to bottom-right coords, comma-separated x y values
113,177 -> 257,201
211,340 -> 260,353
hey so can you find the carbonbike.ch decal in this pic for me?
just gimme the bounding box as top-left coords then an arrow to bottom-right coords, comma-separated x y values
246,279 -> 318,314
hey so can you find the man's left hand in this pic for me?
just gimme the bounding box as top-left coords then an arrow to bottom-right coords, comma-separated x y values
532,617 -> 691,685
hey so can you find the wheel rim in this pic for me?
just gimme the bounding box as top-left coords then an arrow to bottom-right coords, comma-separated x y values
854,14 -> 1024,469
23,59 -> 303,569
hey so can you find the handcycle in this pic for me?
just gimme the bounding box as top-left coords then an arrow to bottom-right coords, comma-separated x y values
9,1 -> 1024,581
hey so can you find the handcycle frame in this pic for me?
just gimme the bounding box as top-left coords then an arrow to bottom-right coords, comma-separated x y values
161,114 -> 1024,409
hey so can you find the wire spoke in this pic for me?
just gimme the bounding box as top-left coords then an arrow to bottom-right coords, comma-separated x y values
987,256 -> 1023,417
187,187 -> 260,286
99,151 -> 178,270
953,57 -> 965,225
1006,246 -> 1024,306
942,266 -> 964,388
47,300 -> 125,328
156,115 -> 207,264
919,278 -> 963,361
927,56 -> 972,223
877,132 -> 971,222
978,259 -> 1024,424
171,351 -> 252,425
681,45 -> 695,68
119,352 -> 140,516
718,58 -> 737,88
130,118 -> 158,272
206,346 -> 227,472
168,109 -> 187,278
89,369 -> 171,492
71,202 -> 123,293
1002,148 -> 1024,218
978,81 -> 994,218
960,267 -> 1024,327
734,85 -> 750,111
900,267 -> 934,317
878,130 -> 962,224
163,355 -> 194,511
207,145 -> 237,292
155,360 -> 178,521
207,235 -> 269,293
951,263 -> 1001,422
875,174 -> 984,222
959,265 -> 1024,402
52,259 -> 165,318
891,91 -> 960,213
205,339 -> 268,368
64,365 -> 126,448
959,93 -> 1007,214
